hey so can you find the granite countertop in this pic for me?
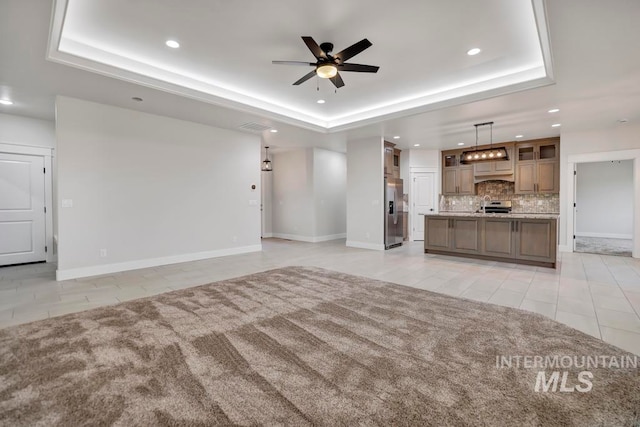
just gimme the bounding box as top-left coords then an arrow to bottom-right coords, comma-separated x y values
428,212 -> 559,219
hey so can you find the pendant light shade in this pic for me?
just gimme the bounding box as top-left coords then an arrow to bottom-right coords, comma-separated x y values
261,146 -> 273,172
460,121 -> 509,164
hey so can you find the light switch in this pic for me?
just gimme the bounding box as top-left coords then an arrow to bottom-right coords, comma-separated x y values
62,199 -> 73,208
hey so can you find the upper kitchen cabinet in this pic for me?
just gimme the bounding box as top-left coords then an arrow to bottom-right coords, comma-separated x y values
515,138 -> 560,194
441,149 -> 475,195
473,143 -> 515,177
384,141 -> 401,179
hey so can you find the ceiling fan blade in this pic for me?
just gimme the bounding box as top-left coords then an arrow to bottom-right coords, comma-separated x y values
339,63 -> 380,73
272,60 -> 315,66
293,70 -> 317,85
334,39 -> 372,63
330,72 -> 345,89
301,36 -> 327,60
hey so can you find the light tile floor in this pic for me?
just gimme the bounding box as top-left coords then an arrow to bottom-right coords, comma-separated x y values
1,239 -> 640,355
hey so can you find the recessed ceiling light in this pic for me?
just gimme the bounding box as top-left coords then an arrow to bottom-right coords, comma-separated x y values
457,142 -> 465,146
515,135 -> 524,138
269,129 -> 278,133
548,108 -> 560,113
551,123 -> 561,128
618,118 -> 628,123
131,97 -> 143,102
165,40 -> 180,49
0,99 -> 13,105
393,136 -> 400,139
317,99 -> 325,104
414,144 -> 420,147
467,48 -> 481,56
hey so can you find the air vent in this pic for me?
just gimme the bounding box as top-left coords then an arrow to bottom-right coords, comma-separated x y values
238,122 -> 272,133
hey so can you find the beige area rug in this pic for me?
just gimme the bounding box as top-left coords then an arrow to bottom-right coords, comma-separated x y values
1,267 -> 639,426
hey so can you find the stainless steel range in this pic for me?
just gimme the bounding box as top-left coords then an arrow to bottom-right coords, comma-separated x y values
481,200 -> 512,214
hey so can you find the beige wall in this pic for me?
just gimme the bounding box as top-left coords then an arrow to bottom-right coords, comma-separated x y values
55,96 -> 262,279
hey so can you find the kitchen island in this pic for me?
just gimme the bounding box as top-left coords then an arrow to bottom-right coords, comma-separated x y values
424,212 -> 558,268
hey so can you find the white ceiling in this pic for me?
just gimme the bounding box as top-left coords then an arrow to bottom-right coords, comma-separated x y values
1,0 -> 639,152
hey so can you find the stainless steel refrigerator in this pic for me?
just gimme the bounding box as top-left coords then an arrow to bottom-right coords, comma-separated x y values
384,177 -> 403,249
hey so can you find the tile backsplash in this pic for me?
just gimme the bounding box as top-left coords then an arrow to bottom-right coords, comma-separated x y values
440,180 -> 559,213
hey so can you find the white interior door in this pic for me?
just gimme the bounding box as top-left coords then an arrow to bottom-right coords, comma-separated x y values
411,172 -> 436,241
0,152 -> 46,266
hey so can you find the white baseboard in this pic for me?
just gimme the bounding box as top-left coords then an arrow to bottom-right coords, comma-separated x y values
346,240 -> 385,251
575,232 -> 633,240
313,233 -> 346,242
271,233 -> 346,243
56,245 -> 262,281
261,233 -> 273,238
558,244 -> 573,253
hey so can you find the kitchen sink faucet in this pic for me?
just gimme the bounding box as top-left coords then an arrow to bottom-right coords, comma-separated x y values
481,195 -> 491,212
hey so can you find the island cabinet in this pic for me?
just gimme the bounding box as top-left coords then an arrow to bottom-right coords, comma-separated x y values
482,218 -> 557,264
425,215 -> 558,268
424,216 -> 480,254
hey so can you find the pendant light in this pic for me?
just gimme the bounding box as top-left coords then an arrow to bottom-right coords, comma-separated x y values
261,146 -> 273,172
460,121 -> 509,164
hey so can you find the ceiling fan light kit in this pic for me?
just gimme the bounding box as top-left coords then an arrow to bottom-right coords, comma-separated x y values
273,36 -> 379,89
460,121 -> 510,164
316,64 -> 338,79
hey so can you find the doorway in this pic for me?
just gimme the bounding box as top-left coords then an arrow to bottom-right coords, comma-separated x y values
574,160 -> 634,257
410,171 -> 436,241
0,152 -> 47,266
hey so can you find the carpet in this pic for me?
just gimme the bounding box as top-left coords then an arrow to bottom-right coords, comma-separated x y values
575,236 -> 633,257
1,267 -> 639,426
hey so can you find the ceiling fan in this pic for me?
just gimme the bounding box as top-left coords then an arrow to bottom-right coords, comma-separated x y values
272,36 -> 379,88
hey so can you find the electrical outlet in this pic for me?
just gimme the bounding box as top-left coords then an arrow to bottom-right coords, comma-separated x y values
99,248 -> 107,257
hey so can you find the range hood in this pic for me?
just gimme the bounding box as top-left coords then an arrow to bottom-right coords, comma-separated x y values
474,171 -> 515,183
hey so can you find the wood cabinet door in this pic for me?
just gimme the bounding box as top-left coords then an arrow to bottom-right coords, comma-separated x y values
495,146 -> 515,173
515,163 -> 536,194
443,169 -> 458,195
474,161 -> 493,175
537,161 -> 559,193
384,145 -> 394,176
452,218 -> 480,253
538,141 -> 559,161
482,218 -> 515,257
457,167 -> 475,194
425,217 -> 451,250
515,220 -> 556,263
